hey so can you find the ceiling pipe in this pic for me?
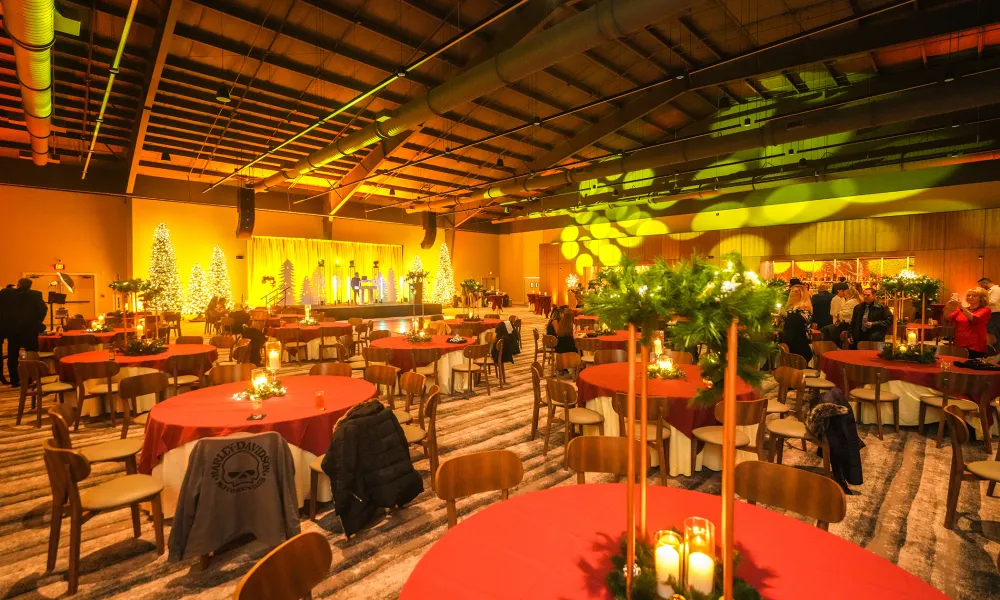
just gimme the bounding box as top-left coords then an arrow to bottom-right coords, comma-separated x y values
1,0 -> 57,165
419,70 -> 1000,212
253,0 -> 701,192
82,0 -> 139,179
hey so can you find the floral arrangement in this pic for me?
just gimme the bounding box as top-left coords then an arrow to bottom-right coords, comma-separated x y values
763,277 -> 788,290
647,358 -> 685,380
122,337 -> 167,356
879,269 -> 943,301
584,253 -> 780,407
86,323 -> 114,333
404,330 -> 433,343
299,317 -> 319,326
261,275 -> 276,287
594,323 -> 615,336
606,534 -> 762,600
234,378 -> 287,402
878,343 -> 938,364
460,278 -> 482,292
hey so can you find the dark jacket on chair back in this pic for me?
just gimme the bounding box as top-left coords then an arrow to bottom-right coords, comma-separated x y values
807,388 -> 865,486
322,400 -> 423,537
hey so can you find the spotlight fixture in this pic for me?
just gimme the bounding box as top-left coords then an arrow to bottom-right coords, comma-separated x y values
675,72 -> 685,80
798,158 -> 808,166
788,148 -> 796,155
496,158 -> 505,168
396,69 -> 407,78
612,187 -> 620,197
389,188 -> 396,196
713,179 -> 719,191
943,71 -> 956,83
215,85 -> 232,104
160,151 -> 171,161
743,117 -> 751,127
533,117 -> 541,126
951,119 -> 960,128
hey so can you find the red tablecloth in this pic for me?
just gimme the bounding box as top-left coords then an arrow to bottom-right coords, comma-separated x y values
39,328 -> 133,352
399,484 -> 947,600
574,314 -> 598,325
55,344 -> 219,381
138,375 -> 374,474
535,296 -> 552,316
265,321 -> 353,342
527,293 -> 538,309
450,318 -> 501,335
576,363 -> 757,438
488,294 -> 505,310
590,330 -> 630,350
370,334 -> 474,372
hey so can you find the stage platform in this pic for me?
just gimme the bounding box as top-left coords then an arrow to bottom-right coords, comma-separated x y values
314,302 -> 442,320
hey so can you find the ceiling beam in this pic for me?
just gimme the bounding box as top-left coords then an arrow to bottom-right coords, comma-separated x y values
126,0 -> 181,193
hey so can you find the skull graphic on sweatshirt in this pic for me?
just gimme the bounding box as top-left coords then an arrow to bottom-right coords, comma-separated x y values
211,440 -> 271,493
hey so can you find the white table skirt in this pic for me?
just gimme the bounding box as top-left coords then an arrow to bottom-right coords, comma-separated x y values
78,367 -> 162,418
150,438 -> 327,518
580,396 -> 760,477
853,381 -> 998,440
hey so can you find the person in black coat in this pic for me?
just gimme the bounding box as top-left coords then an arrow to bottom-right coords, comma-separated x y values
0,284 -> 13,384
810,283 -> 834,329
780,285 -> 813,364
5,279 -> 47,387
321,399 -> 422,537
849,287 -> 893,348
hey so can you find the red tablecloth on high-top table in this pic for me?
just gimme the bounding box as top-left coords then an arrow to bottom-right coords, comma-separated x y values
450,318 -> 500,336
534,295 -> 552,316
488,294 -> 505,310
370,334 -> 474,372
574,314 -> 598,326
527,293 -> 539,310
577,363 -> 757,438
39,328 -> 133,352
399,484 -> 947,600
138,375 -> 374,474
55,344 -> 218,381
265,321 -> 353,341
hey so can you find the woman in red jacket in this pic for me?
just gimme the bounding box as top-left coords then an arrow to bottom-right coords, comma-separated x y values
946,287 -> 992,358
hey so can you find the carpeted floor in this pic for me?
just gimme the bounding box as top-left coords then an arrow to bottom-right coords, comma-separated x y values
0,307 -> 997,599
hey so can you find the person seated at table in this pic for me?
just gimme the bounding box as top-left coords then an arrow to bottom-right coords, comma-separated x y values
811,283 -> 833,329
822,287 -> 859,345
848,287 -> 893,348
492,316 -> 519,365
780,284 -> 813,364
945,288 -> 992,359
546,307 -> 562,337
554,311 -> 578,355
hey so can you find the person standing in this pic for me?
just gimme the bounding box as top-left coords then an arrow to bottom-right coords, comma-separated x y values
6,278 -> 47,387
977,277 -> 1000,343
849,287 -> 893,348
811,283 -> 834,329
0,284 -> 13,384
946,288 -> 992,358
829,284 -> 847,328
350,273 -> 361,304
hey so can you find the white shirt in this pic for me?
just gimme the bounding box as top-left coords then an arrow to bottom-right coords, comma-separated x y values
988,284 -> 1000,313
830,295 -> 844,321
839,299 -> 859,323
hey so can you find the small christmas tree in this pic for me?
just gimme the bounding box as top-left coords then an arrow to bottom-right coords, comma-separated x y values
432,242 -> 456,304
147,223 -> 183,311
280,259 -> 295,306
183,263 -> 211,316
208,246 -> 233,308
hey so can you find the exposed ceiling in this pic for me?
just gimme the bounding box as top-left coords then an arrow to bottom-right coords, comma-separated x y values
0,0 -> 999,230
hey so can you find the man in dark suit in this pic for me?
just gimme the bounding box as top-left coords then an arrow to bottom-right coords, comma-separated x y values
811,283 -> 834,329
0,284 -> 13,384
6,278 -> 47,386
849,287 -> 893,348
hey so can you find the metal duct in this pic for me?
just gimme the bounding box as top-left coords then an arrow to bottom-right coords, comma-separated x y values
2,0 -> 56,165
414,71 -> 1000,211
253,0 -> 700,192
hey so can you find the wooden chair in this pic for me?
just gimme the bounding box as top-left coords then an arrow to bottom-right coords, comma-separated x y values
410,347 -> 442,387
690,398 -> 766,475
72,361 -> 121,430
612,391 -> 670,484
934,325 -> 956,345
273,328 -> 308,362
935,345 -> 969,358
429,321 -> 450,335
175,335 -> 205,345
943,405 -> 1000,529
165,354 -> 207,395
401,385 -> 442,488
662,349 -> 695,365
492,338 -> 507,387
207,363 -> 255,386
554,351 -> 582,379
810,341 -> 838,368
118,372 -> 170,439
208,335 -> 237,359
17,360 -> 73,428
856,341 -> 884,351
233,531 -> 332,600
363,347 -> 394,370
230,339 -> 252,364
919,371 -> 990,449
734,461 -> 847,531
778,350 -> 819,378
364,365 -> 411,424
353,322 -> 371,351
783,350 -> 836,401
450,344 -> 491,398
452,328 -> 474,339
317,326 -> 345,361
48,404 -> 142,473
766,367 -> 832,472
544,378 -> 604,457
53,344 -> 94,362
435,450 -> 524,528
594,349 -> 628,364
768,366 -> 802,419
41,440 -> 165,594
841,362 -> 899,440
533,328 -> 554,365
163,311 -> 183,343
310,362 -> 352,378
542,335 -> 558,372
575,337 -> 601,367
565,436 -> 643,484
369,329 -> 391,344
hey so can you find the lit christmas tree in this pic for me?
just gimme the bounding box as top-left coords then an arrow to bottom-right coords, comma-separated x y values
182,263 -> 211,315
208,246 -> 233,308
146,223 -> 183,311
432,242 -> 455,304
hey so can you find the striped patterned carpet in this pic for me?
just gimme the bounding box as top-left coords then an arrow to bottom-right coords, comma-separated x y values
0,308 -> 997,599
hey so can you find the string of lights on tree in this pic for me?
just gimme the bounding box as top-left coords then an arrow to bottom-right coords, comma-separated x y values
146,223 -> 183,311
432,242 -> 455,304
208,246 -> 233,308
182,263 -> 211,316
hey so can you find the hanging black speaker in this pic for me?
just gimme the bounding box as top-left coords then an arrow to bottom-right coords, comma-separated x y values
236,184 -> 255,239
420,212 -> 437,249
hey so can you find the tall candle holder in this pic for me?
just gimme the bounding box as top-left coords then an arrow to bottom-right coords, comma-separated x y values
683,517 -> 716,596
265,340 -> 282,373
654,530 -> 683,598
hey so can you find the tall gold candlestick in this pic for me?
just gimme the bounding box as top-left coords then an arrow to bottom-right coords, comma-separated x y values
721,319 -> 739,600
639,343 -> 649,539
625,324 -> 637,598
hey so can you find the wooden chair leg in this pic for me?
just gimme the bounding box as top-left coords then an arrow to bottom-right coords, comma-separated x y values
124,455 -> 137,476
130,503 -> 142,538
530,400 -> 540,440
68,509 -> 82,594
936,405 -> 947,448
542,405 -> 555,456
658,442 -> 668,485
944,472 -> 962,529
892,400 -> 900,433
15,389 -> 27,426
36,391 -> 44,428
151,495 -> 165,555
689,437 -> 697,475
562,407 -> 572,456
980,405 -> 993,455
776,437 -> 785,465
483,366 -> 491,397
309,470 -> 318,520
918,402 -> 927,435
873,402 -> 884,440
46,503 -> 62,572
820,438 -> 832,473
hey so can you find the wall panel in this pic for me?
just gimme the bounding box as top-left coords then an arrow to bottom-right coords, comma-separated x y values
910,214 -> 947,251
944,210 -> 985,250
873,216 -> 908,253
814,220 -> 845,255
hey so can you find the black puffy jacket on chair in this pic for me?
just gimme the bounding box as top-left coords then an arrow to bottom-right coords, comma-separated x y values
321,400 -> 423,537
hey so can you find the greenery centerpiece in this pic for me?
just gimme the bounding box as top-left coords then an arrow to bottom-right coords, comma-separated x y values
879,343 -> 938,364
234,377 -> 287,402
880,269 -> 943,301
593,322 -> 616,336
647,357 -> 685,380
299,317 -> 319,326
122,337 -> 167,356
86,323 -> 114,333
404,329 -> 433,343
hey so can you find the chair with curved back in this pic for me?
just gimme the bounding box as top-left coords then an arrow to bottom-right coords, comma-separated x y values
781,350 -> 835,402
118,372 -> 171,439
228,338 -> 252,364
810,341 -> 838,368
554,351 -> 582,379
594,349 -> 628,364
919,371 -> 992,451
309,362 -> 352,378
364,365 -> 411,424
529,362 -> 547,440
575,337 -> 601,367
766,367 -> 832,472
369,329 -> 391,344
208,335 -> 237,365
435,450 -> 524,528
72,360 -> 122,430
690,398 -> 767,476
856,341 -> 884,351
317,326 -> 346,361
175,335 -> 205,345
544,378 -> 604,457
565,436 -> 643,484
734,460 -> 847,531
541,335 -> 558,372
841,362 -> 899,440
942,404 -> 1000,529
399,371 -> 426,416
53,344 -> 94,362
207,363 -> 255,386
49,404 -> 143,473
401,385 -> 443,488
233,531 -> 332,600
611,391 -> 670,484
165,354 -> 207,395
450,344 -> 491,398
272,328 -> 308,362
410,347 -> 442,388
17,360 -> 73,428
935,345 -> 969,358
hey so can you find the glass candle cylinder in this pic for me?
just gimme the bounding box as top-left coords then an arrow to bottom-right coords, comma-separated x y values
684,517 -> 716,595
315,390 -> 325,411
907,330 -> 917,346
98,314 -> 105,325
654,530 -> 683,598
251,368 -> 269,394
136,322 -> 145,339
653,338 -> 663,357
265,340 -> 282,371
251,397 -> 263,415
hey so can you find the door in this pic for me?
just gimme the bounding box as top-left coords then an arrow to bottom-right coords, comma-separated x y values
522,277 -> 540,306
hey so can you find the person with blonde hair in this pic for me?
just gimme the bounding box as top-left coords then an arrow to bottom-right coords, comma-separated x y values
781,284 -> 814,363
946,287 -> 992,358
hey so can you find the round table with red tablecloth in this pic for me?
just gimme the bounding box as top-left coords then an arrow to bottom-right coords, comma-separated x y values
574,314 -> 598,328
586,329 -> 630,350
534,295 -> 552,316
266,321 -> 353,360
399,484 -> 947,600
819,349 -> 998,447
487,294 -> 505,310
138,375 -> 375,516
55,343 -> 218,381
369,335 -> 475,393
577,362 -> 759,476
449,317 -> 500,337
39,328 -> 133,352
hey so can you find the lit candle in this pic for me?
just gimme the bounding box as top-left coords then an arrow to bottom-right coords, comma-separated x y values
97,314 -> 105,325
268,348 -> 280,370
898,344 -> 907,353
654,531 -> 682,597
907,330 -> 917,346
687,550 -> 715,595
664,357 -> 673,371
90,320 -> 96,330
136,322 -> 145,338
684,517 -> 715,595
305,305 -> 311,319
253,375 -> 268,392
653,338 -> 663,356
